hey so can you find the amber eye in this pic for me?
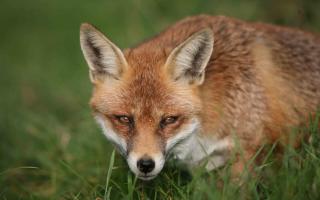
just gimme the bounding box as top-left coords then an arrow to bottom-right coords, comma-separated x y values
160,116 -> 179,127
114,115 -> 133,125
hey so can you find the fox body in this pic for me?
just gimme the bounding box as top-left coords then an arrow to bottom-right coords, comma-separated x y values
80,15 -> 320,180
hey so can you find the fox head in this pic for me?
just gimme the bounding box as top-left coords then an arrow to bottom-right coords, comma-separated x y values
80,23 -> 213,180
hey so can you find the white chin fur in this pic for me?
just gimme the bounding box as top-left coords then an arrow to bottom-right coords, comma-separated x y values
127,152 -> 165,180
165,117 -> 231,171
94,114 -> 127,155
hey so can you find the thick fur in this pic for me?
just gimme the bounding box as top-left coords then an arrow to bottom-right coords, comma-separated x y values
80,15 -> 320,180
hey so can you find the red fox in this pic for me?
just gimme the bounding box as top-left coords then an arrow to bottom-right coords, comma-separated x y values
80,15 -> 320,180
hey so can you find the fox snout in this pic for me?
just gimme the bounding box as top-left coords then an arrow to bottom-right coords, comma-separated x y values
127,152 -> 165,180
137,157 -> 155,173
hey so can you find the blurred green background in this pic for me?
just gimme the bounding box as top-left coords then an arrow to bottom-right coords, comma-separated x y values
0,0 -> 319,199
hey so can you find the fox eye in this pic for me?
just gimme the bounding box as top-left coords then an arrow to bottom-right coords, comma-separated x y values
160,116 -> 179,127
114,115 -> 133,125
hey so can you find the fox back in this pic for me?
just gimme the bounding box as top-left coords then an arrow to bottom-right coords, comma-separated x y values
80,15 -> 320,180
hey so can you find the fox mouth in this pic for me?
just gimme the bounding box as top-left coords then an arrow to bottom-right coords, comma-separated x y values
138,174 -> 157,181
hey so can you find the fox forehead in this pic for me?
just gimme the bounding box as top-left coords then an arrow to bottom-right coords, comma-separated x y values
90,53 -> 201,118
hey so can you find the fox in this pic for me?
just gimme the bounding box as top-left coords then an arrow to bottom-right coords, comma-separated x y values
79,15 -> 320,181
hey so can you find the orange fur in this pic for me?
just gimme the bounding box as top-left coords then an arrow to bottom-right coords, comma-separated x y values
82,15 -> 320,179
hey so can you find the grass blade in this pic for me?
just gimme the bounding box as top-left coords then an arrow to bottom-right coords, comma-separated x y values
104,150 -> 116,200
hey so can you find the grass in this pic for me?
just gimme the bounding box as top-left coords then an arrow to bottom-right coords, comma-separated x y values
0,0 -> 319,199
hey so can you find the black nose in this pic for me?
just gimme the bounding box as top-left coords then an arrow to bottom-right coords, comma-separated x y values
137,157 -> 155,174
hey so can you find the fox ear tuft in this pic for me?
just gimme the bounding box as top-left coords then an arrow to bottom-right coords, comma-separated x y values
80,23 -> 128,82
165,28 -> 214,85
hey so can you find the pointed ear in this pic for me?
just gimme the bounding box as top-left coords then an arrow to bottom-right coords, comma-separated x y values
165,29 -> 214,85
80,23 -> 128,82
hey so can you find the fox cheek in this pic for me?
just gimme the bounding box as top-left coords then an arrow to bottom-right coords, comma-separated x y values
94,114 -> 128,156
165,118 -> 200,153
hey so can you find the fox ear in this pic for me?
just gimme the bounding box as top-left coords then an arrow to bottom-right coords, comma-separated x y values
165,29 -> 213,85
80,23 -> 128,82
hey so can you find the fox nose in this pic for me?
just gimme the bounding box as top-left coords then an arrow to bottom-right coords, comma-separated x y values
137,157 -> 155,174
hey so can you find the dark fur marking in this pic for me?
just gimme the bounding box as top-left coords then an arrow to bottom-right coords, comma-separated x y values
187,38 -> 211,80
86,37 -> 102,59
191,40 -> 207,70
85,36 -> 119,79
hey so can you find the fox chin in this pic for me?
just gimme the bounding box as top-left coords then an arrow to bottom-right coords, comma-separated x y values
80,15 -> 320,180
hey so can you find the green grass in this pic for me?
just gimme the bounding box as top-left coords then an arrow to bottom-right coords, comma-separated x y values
0,0 -> 319,199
